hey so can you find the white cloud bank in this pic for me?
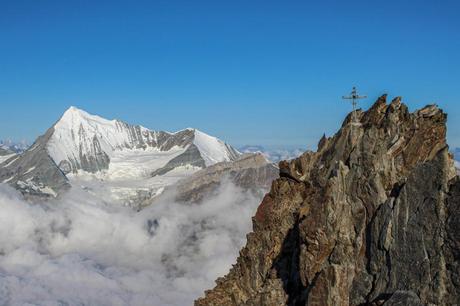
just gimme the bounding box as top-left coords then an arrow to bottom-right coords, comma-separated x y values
0,182 -> 262,306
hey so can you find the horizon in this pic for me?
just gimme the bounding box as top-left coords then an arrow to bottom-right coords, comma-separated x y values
1,1 -> 460,147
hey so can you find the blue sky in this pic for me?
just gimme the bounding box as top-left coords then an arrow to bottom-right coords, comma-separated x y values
1,0 -> 459,148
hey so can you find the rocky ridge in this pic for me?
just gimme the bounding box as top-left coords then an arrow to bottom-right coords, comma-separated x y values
0,128 -> 69,197
195,95 -> 460,305
170,153 -> 279,203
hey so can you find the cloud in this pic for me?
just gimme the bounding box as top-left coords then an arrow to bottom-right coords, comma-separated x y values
0,181 -> 262,306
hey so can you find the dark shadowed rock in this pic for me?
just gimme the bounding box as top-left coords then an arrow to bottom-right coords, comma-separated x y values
382,291 -> 423,306
195,96 -> 460,306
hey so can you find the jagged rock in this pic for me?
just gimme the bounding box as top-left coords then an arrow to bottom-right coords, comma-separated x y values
195,95 -> 460,306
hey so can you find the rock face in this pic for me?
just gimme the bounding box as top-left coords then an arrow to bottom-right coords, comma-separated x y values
195,95 -> 460,306
171,153 -> 279,203
0,127 -> 69,197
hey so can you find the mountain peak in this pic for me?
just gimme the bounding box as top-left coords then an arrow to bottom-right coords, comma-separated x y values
66,105 -> 79,112
58,106 -> 114,128
196,96 -> 458,306
45,107 -> 241,175
62,105 -> 89,118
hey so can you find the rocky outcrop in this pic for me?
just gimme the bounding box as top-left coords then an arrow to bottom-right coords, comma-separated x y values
195,95 -> 460,305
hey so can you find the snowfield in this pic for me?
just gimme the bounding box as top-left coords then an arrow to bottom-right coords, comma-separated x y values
67,146 -> 201,207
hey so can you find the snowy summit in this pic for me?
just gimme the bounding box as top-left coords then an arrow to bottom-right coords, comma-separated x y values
0,106 -> 241,198
47,106 -> 241,174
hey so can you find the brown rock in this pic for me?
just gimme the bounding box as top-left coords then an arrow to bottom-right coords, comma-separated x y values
195,95 -> 459,306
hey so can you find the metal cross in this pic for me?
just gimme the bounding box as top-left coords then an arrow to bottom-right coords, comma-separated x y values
342,87 -> 367,123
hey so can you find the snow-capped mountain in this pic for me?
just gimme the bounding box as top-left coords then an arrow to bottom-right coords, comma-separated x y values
48,106 -> 240,174
0,106 -> 241,198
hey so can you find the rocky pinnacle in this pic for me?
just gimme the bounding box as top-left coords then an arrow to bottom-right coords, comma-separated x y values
195,95 -> 460,306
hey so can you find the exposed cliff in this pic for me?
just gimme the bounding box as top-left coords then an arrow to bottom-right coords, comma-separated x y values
196,95 -> 460,306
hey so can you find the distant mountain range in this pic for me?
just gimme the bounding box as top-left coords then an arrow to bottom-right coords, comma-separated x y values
238,145 -> 304,163
0,139 -> 29,154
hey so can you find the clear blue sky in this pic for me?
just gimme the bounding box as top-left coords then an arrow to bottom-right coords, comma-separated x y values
1,0 -> 459,148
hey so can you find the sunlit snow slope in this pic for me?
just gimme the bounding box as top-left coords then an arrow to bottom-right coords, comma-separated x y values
47,107 -> 240,174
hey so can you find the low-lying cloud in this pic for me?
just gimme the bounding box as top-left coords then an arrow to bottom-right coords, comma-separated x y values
0,182 -> 262,306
